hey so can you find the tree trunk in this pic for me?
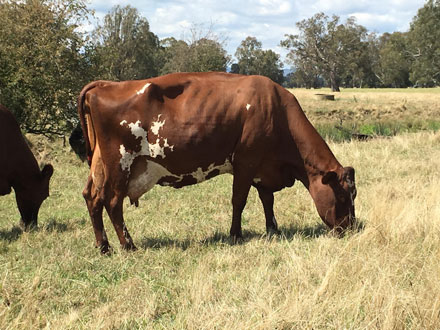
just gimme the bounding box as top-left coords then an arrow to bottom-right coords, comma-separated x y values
329,71 -> 340,92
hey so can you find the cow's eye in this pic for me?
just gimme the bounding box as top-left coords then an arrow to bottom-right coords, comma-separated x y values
338,195 -> 346,203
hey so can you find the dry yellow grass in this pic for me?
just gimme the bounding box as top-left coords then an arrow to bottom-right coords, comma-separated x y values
0,91 -> 439,328
291,87 -> 440,125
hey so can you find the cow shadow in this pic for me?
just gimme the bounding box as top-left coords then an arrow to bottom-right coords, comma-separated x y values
138,222 -> 343,250
0,225 -> 23,242
0,219 -> 71,243
42,219 -> 70,233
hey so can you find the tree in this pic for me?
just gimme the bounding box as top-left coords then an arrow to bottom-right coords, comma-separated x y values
234,36 -> 284,84
235,37 -> 263,75
0,0 -> 92,136
187,38 -> 229,72
374,32 -> 411,87
408,0 -> 440,86
160,37 -> 191,74
160,24 -> 229,74
93,5 -> 162,80
281,13 -> 369,91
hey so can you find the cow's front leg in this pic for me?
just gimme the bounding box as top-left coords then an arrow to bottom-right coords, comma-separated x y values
256,186 -> 280,236
83,176 -> 110,254
105,193 -> 136,251
230,170 -> 254,243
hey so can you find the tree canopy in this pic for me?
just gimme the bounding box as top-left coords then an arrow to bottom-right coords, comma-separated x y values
281,13 -> 369,91
234,36 -> 284,84
408,0 -> 440,86
92,5 -> 162,81
0,0 -> 91,135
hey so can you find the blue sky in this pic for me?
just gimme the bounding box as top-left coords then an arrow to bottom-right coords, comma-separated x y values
87,0 -> 427,63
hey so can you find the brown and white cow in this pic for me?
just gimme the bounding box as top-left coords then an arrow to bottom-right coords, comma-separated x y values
0,105 -> 53,229
75,72 -> 356,253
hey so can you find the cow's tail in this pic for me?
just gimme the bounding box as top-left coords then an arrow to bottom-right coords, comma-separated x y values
77,80 -> 110,167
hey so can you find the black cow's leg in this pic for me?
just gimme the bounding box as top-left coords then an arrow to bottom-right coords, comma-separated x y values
83,176 -> 110,254
105,193 -> 136,251
230,169 -> 254,242
256,186 -> 280,236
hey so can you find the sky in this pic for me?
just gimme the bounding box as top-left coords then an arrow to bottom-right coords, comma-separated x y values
87,0 -> 427,64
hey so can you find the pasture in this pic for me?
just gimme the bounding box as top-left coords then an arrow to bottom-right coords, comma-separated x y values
1,88 -> 440,329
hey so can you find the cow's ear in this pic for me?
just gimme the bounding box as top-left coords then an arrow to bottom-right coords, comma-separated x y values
321,171 -> 338,185
41,164 -> 54,180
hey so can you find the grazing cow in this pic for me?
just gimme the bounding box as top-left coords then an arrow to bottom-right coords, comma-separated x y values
74,72 -> 356,253
0,105 -> 53,229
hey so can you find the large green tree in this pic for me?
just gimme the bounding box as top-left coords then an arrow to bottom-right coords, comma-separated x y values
0,0 -> 91,135
281,13 -> 369,91
374,32 -> 411,87
234,36 -> 284,84
92,5 -> 162,81
408,0 -> 440,86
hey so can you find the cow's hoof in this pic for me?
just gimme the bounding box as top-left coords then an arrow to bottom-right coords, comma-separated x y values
266,227 -> 281,238
98,242 -> 111,255
230,235 -> 243,245
122,242 -> 137,251
19,219 -> 37,232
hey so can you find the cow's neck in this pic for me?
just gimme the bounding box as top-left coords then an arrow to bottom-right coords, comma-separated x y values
286,101 -> 342,189
12,142 -> 41,192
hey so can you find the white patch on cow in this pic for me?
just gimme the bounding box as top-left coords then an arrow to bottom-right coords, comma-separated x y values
191,167 -> 206,183
149,139 -> 167,158
136,82 -> 151,95
119,121 -> 150,173
246,104 -> 252,111
253,178 -> 262,184
119,119 -> 174,173
151,114 -> 165,135
128,121 -> 147,140
119,144 -> 137,171
163,138 -> 174,151
188,159 -> 233,183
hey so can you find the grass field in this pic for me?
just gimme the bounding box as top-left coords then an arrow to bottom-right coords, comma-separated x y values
1,89 -> 440,329
292,87 -> 440,141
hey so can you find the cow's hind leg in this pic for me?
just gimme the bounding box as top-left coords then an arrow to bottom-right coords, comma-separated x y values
105,192 -> 136,251
83,176 -> 110,254
256,186 -> 280,236
230,167 -> 255,243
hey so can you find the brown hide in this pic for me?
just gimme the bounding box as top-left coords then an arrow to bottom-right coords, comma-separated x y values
77,72 -> 356,253
0,105 -> 53,229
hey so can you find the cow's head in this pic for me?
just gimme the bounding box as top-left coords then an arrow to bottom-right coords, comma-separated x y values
69,122 -> 86,161
16,164 -> 54,230
310,166 -> 356,232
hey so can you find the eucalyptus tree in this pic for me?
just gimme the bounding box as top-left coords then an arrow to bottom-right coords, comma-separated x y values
93,5 -> 162,81
234,36 -> 284,84
408,0 -> 440,86
281,13 -> 369,91
160,25 -> 229,74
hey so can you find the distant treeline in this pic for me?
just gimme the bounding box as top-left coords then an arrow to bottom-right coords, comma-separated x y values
0,0 -> 439,135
